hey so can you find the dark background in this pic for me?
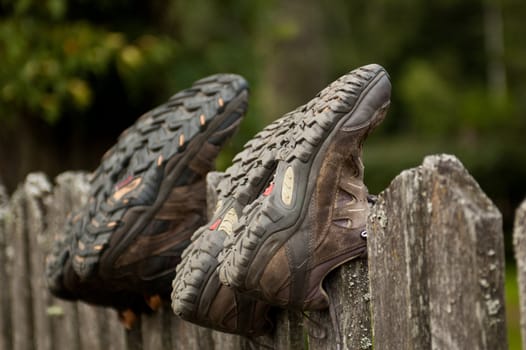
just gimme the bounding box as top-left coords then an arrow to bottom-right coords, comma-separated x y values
1,0 -> 524,346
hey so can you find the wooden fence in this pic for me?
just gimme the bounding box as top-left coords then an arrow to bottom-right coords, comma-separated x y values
0,154 -> 512,349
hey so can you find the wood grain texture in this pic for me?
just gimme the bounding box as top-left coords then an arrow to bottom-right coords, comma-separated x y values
368,154 -> 507,350
170,315 -> 213,349
106,308 -> 128,350
308,258 -> 371,350
10,174 -> 54,350
141,306 -> 170,350
0,183 -> 12,350
46,172 -> 90,350
22,174 -> 53,350
10,185 -> 33,350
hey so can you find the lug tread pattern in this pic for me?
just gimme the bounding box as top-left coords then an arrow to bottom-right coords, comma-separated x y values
171,64 -> 383,322
46,74 -> 248,287
171,228 -> 226,318
217,65 -> 384,291
171,113 -> 302,318
172,64 -> 386,325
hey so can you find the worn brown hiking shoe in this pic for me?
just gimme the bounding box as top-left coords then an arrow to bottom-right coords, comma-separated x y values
170,111 -> 306,335
218,64 -> 391,310
45,74 -> 248,323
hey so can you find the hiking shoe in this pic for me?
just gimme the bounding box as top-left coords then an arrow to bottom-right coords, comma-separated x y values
217,64 -> 391,310
45,74 -> 248,324
170,112 -> 305,335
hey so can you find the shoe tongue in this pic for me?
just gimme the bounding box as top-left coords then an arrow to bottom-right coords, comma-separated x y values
331,157 -> 368,228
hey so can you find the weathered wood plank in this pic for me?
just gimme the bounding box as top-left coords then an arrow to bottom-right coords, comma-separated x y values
513,199 -> 526,350
211,330 -> 255,349
0,183 -> 12,350
45,172 -> 90,350
24,174 -> 54,350
106,308 -> 128,350
77,303 -> 105,349
308,258 -> 371,350
368,164 -> 431,350
170,314 -> 254,350
44,172 -> 126,350
142,313 -> 163,350
368,154 -> 507,350
424,157 -> 506,350
142,306 -> 171,350
170,316 -> 214,349
270,309 -> 305,350
126,318 -> 143,350
10,176 -> 42,350
49,299 -> 80,350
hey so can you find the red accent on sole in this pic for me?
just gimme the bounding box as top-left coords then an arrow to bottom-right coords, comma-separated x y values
115,175 -> 134,190
263,183 -> 275,196
209,218 -> 222,230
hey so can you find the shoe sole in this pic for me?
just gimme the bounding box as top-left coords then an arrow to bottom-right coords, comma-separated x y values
171,64 -> 389,323
217,65 -> 391,297
171,106 -> 306,329
46,74 -> 249,293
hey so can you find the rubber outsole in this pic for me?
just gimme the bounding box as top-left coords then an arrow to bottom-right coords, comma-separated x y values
217,65 -> 391,302
46,74 -> 248,303
170,113 -> 304,328
170,88 -> 343,332
170,64 -> 390,327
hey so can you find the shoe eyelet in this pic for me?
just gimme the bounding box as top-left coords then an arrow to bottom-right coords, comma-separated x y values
360,230 -> 367,239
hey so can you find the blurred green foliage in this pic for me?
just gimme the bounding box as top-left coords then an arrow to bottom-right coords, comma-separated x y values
0,0 -> 177,124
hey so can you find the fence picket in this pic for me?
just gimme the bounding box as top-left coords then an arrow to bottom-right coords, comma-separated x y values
0,184 -> 12,350
308,258 -> 371,350
10,181 -> 37,350
368,155 -> 507,350
46,173 -> 89,350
